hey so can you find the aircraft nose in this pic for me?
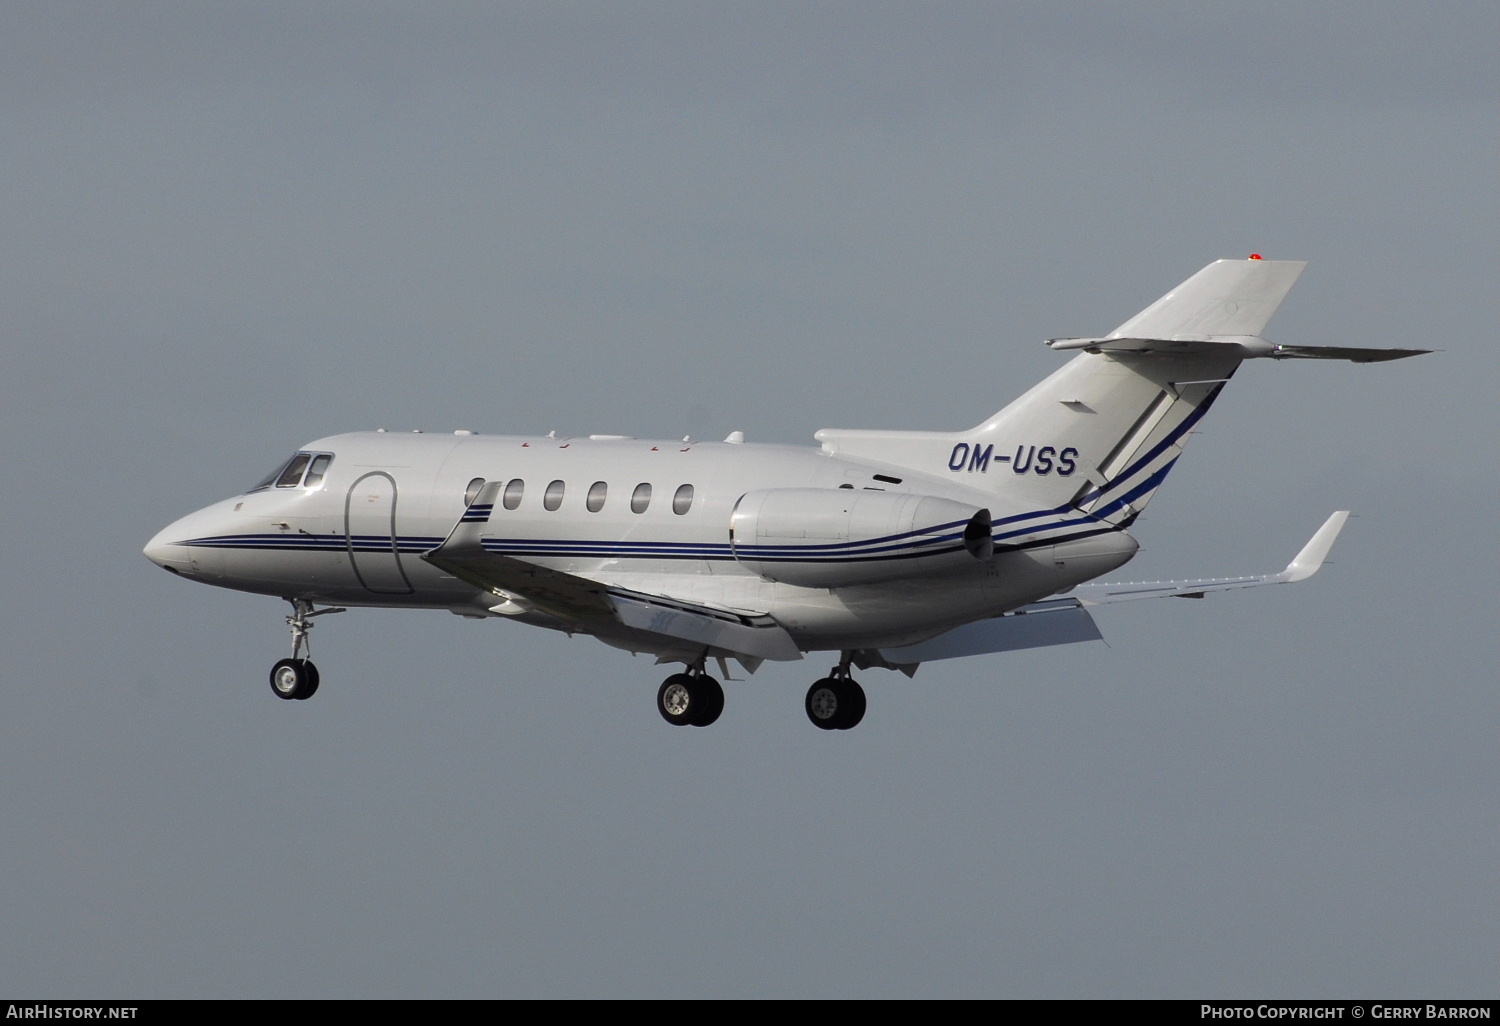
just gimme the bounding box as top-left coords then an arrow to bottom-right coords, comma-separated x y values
144,498 -> 244,579
143,523 -> 192,573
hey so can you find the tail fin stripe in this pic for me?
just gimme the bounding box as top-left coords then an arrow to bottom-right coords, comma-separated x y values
1085,461 -> 1177,521
1069,382 -> 1224,509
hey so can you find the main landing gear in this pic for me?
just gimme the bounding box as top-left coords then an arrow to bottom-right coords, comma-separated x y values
269,598 -> 343,701
655,656 -> 869,730
805,661 -> 866,731
656,669 -> 725,727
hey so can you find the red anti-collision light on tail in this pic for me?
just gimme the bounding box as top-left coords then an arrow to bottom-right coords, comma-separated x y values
1249,253 -> 1263,260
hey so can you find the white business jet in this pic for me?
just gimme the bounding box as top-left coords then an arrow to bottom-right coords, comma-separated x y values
144,257 -> 1424,729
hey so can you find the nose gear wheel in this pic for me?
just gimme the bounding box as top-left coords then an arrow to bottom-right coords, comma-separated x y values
270,658 -> 319,700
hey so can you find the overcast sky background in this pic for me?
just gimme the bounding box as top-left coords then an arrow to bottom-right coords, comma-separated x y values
2,2 -> 1494,998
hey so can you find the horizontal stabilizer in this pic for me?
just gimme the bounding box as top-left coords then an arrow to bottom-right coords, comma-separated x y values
877,599 -> 1103,664
1255,343 -> 1430,363
1047,336 -> 1429,362
1069,511 -> 1348,604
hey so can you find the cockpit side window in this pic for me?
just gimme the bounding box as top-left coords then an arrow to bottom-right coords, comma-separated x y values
249,452 -> 333,492
303,455 -> 333,488
275,453 -> 313,488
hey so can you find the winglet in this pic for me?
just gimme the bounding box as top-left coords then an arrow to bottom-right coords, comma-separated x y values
1068,510 -> 1352,605
1280,510 -> 1349,583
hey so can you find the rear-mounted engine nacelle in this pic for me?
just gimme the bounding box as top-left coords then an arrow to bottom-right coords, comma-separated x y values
730,488 -> 992,588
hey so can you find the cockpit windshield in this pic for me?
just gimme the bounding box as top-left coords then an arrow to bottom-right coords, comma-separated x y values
248,452 -> 334,492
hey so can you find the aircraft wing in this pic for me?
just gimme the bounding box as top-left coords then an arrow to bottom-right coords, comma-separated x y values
420,482 -> 801,663
1068,510 -> 1349,604
875,511 -> 1348,669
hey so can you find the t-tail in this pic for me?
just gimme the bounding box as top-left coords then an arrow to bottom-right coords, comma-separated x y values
817,258 -> 1427,523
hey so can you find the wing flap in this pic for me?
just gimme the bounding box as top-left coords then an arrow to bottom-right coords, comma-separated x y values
608,593 -> 801,662
877,599 -> 1103,664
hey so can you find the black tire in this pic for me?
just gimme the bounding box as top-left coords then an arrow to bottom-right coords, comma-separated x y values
295,660 -> 320,700
836,679 -> 866,730
657,673 -> 697,726
270,658 -> 309,700
805,678 -> 842,730
690,676 -> 724,726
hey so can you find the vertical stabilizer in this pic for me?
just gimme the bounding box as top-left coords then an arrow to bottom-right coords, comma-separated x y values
1109,258 -> 1305,339
817,259 -> 1307,521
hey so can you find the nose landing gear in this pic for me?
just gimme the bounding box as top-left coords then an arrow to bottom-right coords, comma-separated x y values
656,669 -> 725,726
805,659 -> 866,731
269,598 -> 343,701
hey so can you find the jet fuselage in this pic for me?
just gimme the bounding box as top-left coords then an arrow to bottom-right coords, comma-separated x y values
145,429 -> 1138,652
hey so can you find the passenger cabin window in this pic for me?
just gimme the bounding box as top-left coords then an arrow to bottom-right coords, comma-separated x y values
672,484 -> 694,515
586,481 -> 607,513
630,483 -> 651,514
464,477 -> 485,507
502,479 -> 524,510
543,480 -> 565,511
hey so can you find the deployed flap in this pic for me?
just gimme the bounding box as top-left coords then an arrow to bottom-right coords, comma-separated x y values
609,593 -> 801,662
1068,511 -> 1348,603
877,598 -> 1103,664
422,481 -> 801,661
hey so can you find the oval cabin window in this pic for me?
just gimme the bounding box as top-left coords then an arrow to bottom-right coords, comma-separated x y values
586,481 -> 607,513
502,479 -> 524,510
630,483 -> 652,514
543,480 -> 565,511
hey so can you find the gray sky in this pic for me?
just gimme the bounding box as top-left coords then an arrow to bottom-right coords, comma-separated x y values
2,1 -> 1494,997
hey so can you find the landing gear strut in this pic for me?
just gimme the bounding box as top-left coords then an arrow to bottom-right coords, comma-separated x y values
269,598 -> 343,701
657,667 -> 725,726
805,657 -> 866,730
